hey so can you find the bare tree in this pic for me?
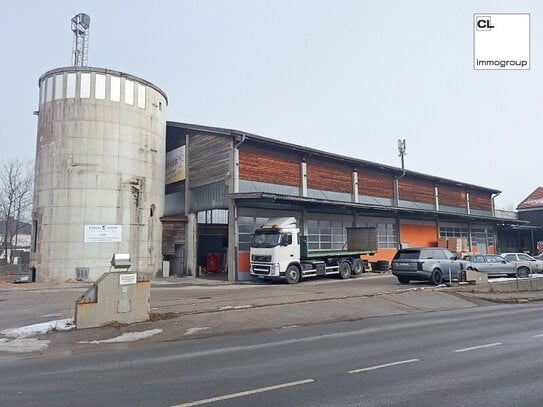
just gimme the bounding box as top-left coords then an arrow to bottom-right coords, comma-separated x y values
0,159 -> 33,263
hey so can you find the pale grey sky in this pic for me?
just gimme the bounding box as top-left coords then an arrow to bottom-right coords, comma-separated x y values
1,0 -> 541,209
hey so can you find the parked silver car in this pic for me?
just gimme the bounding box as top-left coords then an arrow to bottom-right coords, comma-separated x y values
391,247 -> 470,285
466,254 -> 531,277
500,252 -> 543,273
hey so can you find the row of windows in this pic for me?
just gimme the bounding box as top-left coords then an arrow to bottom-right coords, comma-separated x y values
438,226 -> 495,246
439,226 -> 468,238
306,218 -> 352,251
40,72 -> 149,110
240,217 -> 496,252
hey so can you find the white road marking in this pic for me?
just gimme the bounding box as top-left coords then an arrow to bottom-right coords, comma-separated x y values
184,327 -> 210,336
454,342 -> 502,353
218,305 -> 253,310
533,334 -> 543,338
171,379 -> 314,407
348,359 -> 419,374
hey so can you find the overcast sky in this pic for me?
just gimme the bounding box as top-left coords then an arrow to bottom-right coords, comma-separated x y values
1,0 -> 541,209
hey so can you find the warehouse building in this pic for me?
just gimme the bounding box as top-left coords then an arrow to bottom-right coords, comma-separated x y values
163,122 -> 517,281
29,63 -> 523,283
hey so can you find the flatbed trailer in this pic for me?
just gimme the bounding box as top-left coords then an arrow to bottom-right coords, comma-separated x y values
250,217 -> 377,284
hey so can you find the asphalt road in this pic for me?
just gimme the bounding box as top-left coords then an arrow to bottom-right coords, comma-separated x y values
2,302 -> 543,406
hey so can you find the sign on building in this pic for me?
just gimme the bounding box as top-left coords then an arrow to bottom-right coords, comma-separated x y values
84,225 -> 122,243
166,145 -> 186,184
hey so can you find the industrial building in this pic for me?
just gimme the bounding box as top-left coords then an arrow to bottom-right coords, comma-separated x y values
30,64 -> 526,282
162,122 -> 520,282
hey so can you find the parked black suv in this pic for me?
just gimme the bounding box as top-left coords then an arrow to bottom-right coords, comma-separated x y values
391,247 -> 470,285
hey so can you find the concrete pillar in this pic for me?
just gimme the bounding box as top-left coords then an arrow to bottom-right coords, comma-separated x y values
186,213 -> 197,276
466,192 -> 471,215
352,170 -> 359,203
227,200 -> 237,282
434,186 -> 440,211
393,178 -> 400,207
301,160 -> 307,197
233,147 -> 240,193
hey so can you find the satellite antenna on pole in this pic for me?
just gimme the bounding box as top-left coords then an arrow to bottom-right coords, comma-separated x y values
71,13 -> 91,66
398,139 -> 406,169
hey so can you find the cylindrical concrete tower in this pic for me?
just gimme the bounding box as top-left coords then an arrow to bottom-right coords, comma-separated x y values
31,67 -> 167,282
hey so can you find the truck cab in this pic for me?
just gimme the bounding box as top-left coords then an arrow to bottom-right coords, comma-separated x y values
250,217 -> 301,280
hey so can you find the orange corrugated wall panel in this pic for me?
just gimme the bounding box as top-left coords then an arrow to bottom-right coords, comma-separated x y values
400,224 -> 438,248
362,248 -> 397,263
238,252 -> 250,273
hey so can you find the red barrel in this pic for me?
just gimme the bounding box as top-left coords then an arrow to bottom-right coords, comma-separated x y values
206,253 -> 220,273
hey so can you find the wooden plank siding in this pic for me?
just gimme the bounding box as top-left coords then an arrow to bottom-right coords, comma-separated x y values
162,218 -> 187,255
469,190 -> 492,211
438,184 -> 467,208
399,177 -> 434,204
359,168 -> 394,199
239,145 -> 301,187
188,133 -> 231,189
306,159 -> 352,193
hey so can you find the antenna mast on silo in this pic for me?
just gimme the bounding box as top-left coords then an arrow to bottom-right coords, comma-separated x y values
71,13 -> 91,66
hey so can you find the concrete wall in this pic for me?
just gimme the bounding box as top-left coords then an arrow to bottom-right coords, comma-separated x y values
75,271 -> 150,329
31,67 -> 167,282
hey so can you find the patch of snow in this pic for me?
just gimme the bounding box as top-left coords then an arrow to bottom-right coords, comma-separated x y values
184,327 -> 210,336
79,329 -> 163,344
0,338 -> 51,353
1,319 -> 74,338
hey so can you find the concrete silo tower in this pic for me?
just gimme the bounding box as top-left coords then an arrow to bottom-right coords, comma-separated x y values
31,66 -> 168,281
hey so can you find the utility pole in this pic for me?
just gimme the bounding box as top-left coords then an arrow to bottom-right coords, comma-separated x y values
398,139 -> 406,169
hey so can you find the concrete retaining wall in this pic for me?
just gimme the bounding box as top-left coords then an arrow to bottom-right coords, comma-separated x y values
75,271 -> 150,329
457,277 -> 543,293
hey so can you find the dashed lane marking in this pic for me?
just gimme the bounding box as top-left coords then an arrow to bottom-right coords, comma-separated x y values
454,342 -> 502,353
170,379 -> 314,407
348,359 -> 419,374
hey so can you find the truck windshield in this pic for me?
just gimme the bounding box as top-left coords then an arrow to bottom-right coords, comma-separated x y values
252,231 -> 280,248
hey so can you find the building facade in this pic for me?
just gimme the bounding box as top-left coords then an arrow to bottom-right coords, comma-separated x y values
163,122 -> 514,281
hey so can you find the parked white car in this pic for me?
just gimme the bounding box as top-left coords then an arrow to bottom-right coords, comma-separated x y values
500,253 -> 543,273
466,254 -> 531,277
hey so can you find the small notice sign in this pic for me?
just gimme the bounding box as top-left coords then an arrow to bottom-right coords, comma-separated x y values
84,225 -> 122,243
119,273 -> 137,285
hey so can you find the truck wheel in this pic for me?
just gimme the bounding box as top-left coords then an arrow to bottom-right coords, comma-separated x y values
351,259 -> 365,276
285,265 -> 301,284
339,261 -> 352,279
429,269 -> 443,285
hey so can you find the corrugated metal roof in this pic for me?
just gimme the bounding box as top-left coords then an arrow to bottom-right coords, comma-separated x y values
167,121 -> 501,194
517,187 -> 543,210
228,192 -> 524,225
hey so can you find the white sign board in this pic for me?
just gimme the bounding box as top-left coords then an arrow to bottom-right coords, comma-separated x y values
84,225 -> 122,243
119,273 -> 137,285
474,13 -> 530,70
